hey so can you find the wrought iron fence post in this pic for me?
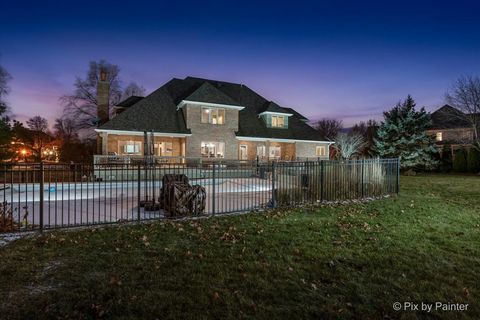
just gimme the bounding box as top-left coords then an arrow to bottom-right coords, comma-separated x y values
361,159 -> 365,198
396,157 -> 400,194
137,164 -> 141,221
39,162 -> 44,232
212,162 -> 216,215
320,160 -> 324,202
271,161 -> 276,208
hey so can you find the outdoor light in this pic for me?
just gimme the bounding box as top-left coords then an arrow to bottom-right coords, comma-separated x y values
49,151 -> 53,155
21,149 -> 27,155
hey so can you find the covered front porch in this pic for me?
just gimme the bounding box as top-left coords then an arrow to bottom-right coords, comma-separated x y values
95,130 -> 187,165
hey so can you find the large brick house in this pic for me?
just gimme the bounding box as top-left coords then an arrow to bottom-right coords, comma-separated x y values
95,76 -> 332,163
426,104 -> 477,153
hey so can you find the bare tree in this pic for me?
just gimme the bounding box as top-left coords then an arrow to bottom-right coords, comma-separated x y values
0,64 -> 12,108
60,60 -> 122,131
333,132 -> 367,159
26,116 -> 50,160
0,64 -> 12,157
120,82 -> 146,101
53,117 -> 78,143
446,76 -> 480,147
351,119 -> 380,156
314,118 -> 343,140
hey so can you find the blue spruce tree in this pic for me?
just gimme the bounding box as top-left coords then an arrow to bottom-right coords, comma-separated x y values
374,95 -> 438,170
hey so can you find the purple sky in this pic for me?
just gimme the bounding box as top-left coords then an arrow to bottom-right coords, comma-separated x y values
2,0 -> 480,127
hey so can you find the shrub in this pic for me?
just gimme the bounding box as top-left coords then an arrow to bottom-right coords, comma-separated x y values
453,149 -> 468,172
0,202 -> 19,232
467,148 -> 480,173
439,144 -> 453,173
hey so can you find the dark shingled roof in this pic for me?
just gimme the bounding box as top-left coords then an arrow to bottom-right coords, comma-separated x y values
260,101 -> 291,114
283,107 -> 308,120
430,105 -> 471,129
115,96 -> 144,108
184,82 -> 239,106
100,76 -> 326,141
99,85 -> 190,134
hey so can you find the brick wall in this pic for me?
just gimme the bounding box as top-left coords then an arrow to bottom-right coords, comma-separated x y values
184,104 -> 239,158
295,142 -> 330,159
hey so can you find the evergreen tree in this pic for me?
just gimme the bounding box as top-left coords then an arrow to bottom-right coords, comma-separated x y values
374,95 -> 438,170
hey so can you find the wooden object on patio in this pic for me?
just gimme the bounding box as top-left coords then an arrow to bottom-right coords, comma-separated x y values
159,174 -> 206,217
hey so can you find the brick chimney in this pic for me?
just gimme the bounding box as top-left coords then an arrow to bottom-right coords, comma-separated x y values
97,68 -> 110,126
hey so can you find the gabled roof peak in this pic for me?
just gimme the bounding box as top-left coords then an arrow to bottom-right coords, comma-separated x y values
182,81 -> 240,106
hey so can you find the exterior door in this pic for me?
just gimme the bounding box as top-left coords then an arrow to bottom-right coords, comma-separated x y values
239,145 -> 248,160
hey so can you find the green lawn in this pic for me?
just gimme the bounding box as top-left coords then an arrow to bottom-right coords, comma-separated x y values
1,175 -> 479,319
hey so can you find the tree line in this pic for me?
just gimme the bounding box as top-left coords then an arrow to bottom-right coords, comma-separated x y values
314,77 -> 480,173
0,60 -> 145,163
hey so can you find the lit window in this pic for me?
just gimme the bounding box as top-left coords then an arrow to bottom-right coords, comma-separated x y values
436,132 -> 443,142
154,142 -> 173,156
269,146 -> 281,159
121,141 -> 141,154
257,145 -> 266,158
239,145 -> 248,160
271,115 -> 285,128
316,146 -> 326,156
201,107 -> 225,125
201,141 -> 225,158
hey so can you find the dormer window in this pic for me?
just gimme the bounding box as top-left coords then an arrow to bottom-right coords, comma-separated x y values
201,107 -> 225,125
271,115 -> 285,128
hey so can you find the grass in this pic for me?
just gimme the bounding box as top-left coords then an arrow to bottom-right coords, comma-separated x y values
0,174 -> 479,319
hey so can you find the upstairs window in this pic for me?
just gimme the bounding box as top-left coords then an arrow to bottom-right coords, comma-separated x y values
201,107 -> 225,125
264,114 -> 288,128
436,132 -> 443,142
271,115 -> 285,128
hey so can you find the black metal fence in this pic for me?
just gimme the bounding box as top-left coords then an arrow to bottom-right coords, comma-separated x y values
0,158 -> 400,233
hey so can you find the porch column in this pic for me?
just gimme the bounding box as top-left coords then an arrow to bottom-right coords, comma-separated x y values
101,132 -> 108,155
181,139 -> 186,163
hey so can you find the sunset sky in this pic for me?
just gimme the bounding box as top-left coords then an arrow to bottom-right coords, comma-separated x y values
1,0 -> 480,127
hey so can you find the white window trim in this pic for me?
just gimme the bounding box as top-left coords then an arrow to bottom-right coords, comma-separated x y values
258,111 -> 293,117
316,145 -> 327,157
271,115 -> 286,128
201,141 -> 226,158
201,107 -> 225,125
239,144 -> 248,160
269,146 -> 281,159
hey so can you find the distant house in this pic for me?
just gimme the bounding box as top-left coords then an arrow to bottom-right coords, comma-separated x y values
427,105 -> 477,153
94,77 -> 333,163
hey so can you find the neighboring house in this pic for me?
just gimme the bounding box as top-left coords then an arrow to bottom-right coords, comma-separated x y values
95,76 -> 332,163
427,105 -> 477,153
